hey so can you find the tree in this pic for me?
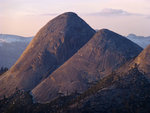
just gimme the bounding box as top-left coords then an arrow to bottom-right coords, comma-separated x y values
0,67 -> 8,75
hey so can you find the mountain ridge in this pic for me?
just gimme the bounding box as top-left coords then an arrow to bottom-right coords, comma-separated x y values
32,29 -> 142,103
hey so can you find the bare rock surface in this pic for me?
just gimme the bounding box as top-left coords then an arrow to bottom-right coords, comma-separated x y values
0,12 -> 95,98
32,29 -> 142,103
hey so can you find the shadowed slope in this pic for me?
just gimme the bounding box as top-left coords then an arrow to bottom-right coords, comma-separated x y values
67,67 -> 150,113
0,12 -> 95,98
32,29 -> 142,103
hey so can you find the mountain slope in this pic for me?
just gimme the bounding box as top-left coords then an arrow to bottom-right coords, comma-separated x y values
66,67 -> 150,113
131,44 -> 150,78
0,12 -> 95,98
118,44 -> 150,78
32,29 -> 142,103
0,34 -> 32,68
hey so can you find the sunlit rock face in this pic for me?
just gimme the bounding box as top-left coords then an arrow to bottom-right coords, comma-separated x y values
132,45 -> 150,78
0,12 -> 95,99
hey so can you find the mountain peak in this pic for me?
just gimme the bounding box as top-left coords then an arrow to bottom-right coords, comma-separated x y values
48,12 -> 78,24
97,29 -> 125,38
59,12 -> 78,16
98,28 -> 110,32
0,12 -> 95,99
92,29 -> 142,59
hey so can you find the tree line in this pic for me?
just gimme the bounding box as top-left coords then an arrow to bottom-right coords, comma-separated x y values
0,67 -> 8,76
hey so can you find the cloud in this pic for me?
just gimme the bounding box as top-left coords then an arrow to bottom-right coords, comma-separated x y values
39,13 -> 58,16
89,8 -> 142,17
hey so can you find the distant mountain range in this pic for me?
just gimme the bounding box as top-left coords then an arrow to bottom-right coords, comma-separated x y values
126,34 -> 150,48
0,34 -> 32,43
0,34 -> 33,68
0,12 -> 150,113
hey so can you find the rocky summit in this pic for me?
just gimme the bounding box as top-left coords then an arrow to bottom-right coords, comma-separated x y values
0,12 -> 95,98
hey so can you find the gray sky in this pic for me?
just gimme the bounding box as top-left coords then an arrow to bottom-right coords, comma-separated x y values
0,0 -> 150,36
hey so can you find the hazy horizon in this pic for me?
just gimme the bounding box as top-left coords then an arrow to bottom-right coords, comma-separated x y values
1,0 -> 150,37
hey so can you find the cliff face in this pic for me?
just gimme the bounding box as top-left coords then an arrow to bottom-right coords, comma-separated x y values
32,29 -> 142,103
0,12 -> 95,98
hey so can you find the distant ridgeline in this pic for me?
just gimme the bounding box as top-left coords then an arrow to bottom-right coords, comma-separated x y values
0,34 -> 33,68
126,34 -> 150,48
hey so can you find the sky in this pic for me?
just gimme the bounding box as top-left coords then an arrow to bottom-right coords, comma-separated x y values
0,0 -> 150,37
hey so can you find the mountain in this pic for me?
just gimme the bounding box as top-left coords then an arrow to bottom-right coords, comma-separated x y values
65,44 -> 150,113
126,34 -> 150,48
32,29 -> 142,103
0,34 -> 32,68
70,44 -> 150,112
0,12 -> 95,98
